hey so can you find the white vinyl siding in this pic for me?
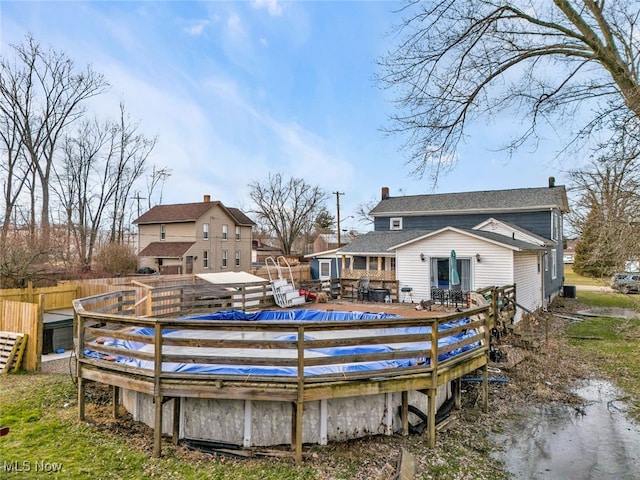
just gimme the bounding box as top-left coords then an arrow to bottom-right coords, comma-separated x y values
395,230 -> 514,303
513,252 -> 541,323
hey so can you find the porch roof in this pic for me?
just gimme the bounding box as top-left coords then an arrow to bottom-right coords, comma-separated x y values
336,230 -> 428,255
138,241 -> 195,258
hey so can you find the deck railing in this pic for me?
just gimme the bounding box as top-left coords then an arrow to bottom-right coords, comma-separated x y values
73,286 -> 513,464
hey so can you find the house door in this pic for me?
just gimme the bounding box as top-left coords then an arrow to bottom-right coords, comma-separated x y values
430,257 -> 471,290
185,256 -> 193,274
318,260 -> 332,280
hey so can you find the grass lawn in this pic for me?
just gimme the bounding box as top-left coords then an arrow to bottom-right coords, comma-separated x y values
0,375 -> 316,480
563,265 -> 609,287
566,291 -> 640,420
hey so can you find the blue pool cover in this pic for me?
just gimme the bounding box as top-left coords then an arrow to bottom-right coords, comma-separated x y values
85,309 -> 481,376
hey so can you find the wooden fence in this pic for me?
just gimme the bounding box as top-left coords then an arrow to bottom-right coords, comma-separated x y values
0,282 -> 124,372
0,299 -> 42,371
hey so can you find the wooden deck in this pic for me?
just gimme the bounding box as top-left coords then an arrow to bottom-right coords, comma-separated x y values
73,286 -> 514,464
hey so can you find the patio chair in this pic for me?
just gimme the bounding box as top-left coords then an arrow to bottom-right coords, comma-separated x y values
357,278 -> 370,301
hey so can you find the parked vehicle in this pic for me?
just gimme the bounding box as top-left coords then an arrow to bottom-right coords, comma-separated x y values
610,273 -> 640,294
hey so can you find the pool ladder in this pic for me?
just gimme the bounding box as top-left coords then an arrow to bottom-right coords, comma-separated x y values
265,256 -> 306,308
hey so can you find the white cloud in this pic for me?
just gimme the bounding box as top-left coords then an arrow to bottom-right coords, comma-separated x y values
227,12 -> 245,38
252,0 -> 283,17
185,19 -> 210,36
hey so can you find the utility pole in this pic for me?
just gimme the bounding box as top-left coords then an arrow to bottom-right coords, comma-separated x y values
131,193 -> 147,217
334,191 -> 344,247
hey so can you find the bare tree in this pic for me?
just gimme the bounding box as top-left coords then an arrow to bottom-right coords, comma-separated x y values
0,106 -> 30,243
248,173 -> 328,256
54,118 -> 116,270
53,104 -> 155,270
0,34 -> 109,243
109,102 -> 157,243
379,1 -> 640,182
568,119 -> 640,276
144,165 -> 172,211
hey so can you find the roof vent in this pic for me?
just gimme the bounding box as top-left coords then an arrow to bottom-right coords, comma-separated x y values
548,176 -> 555,188
381,187 -> 389,200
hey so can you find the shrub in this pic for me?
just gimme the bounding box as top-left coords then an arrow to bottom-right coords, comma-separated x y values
94,243 -> 138,276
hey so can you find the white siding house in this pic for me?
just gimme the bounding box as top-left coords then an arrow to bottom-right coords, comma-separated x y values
340,222 -> 546,323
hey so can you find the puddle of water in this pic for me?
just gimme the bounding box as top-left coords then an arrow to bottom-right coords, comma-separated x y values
491,380 -> 640,480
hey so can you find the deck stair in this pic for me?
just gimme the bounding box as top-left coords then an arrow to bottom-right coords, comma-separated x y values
265,256 -> 306,308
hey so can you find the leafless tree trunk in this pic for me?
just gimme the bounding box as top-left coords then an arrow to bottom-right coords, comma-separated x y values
0,107 -> 30,243
109,102 -> 156,243
248,173 -> 327,256
0,34 -> 109,244
379,0 -> 640,182
54,118 -> 116,270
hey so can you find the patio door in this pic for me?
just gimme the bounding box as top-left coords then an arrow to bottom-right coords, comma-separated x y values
430,257 -> 471,290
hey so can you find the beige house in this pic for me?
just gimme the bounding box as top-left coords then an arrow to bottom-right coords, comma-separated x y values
134,195 -> 255,275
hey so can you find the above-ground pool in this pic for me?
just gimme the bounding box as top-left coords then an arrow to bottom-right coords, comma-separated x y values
84,308 -> 484,448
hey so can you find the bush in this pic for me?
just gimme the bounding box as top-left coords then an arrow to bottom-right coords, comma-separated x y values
94,243 -> 138,276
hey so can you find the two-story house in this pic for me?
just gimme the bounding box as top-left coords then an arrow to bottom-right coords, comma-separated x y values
337,178 -> 569,321
134,195 -> 255,275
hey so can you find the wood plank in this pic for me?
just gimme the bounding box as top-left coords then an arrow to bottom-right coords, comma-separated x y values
0,331 -> 26,373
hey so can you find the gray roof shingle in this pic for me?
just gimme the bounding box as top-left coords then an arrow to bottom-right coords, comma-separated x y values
370,185 -> 569,216
337,227 -> 544,255
134,201 -> 255,226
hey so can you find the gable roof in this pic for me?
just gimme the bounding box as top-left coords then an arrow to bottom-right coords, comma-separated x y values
134,201 -> 255,226
138,241 -> 195,258
338,226 -> 544,256
474,217 -> 555,246
370,185 -> 570,216
226,207 -> 256,226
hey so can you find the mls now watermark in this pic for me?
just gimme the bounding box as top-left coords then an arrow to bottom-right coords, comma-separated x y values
2,460 -> 63,473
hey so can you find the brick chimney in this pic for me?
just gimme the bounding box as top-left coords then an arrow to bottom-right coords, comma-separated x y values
203,195 -> 211,202
381,187 -> 389,200
548,177 -> 555,188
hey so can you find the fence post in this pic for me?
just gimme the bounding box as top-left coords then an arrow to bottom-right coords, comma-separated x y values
153,321 -> 163,457
36,294 -> 45,372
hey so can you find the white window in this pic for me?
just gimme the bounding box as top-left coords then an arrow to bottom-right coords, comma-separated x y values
222,250 -> 228,268
551,248 -> 557,279
551,211 -> 558,241
390,217 -> 403,230
203,223 -> 209,239
203,250 -> 209,269
235,250 -> 240,267
222,224 -> 228,240
160,224 -> 165,240
235,226 -> 241,241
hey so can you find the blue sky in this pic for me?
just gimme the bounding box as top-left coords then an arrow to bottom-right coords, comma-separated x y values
1,1 -> 572,231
